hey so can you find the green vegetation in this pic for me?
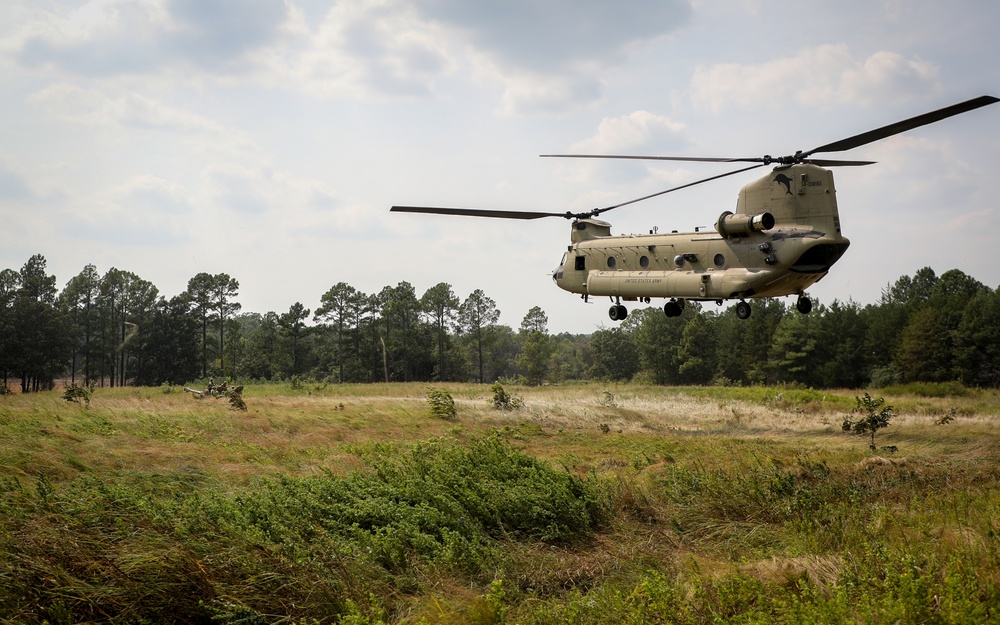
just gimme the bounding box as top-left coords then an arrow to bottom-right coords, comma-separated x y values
426,387 -> 457,420
2,383 -> 999,623
60,382 -> 93,408
489,382 -> 523,411
842,393 -> 896,450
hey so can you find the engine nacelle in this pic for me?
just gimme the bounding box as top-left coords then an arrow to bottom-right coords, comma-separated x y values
715,211 -> 775,238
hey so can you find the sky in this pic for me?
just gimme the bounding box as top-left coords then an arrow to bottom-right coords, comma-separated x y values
1,0 -> 998,334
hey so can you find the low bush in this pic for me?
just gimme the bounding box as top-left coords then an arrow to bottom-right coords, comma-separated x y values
61,383 -> 93,407
426,387 -> 457,420
842,393 -> 895,450
490,382 -> 524,411
0,435 -> 605,623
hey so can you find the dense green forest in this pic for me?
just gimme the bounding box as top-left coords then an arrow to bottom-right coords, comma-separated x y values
2,253 -> 998,392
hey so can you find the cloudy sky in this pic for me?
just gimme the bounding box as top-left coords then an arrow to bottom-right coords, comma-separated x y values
2,0 -> 998,333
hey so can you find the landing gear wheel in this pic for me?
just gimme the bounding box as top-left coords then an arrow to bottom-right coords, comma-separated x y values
735,301 -> 752,320
664,301 -> 682,317
609,304 -> 628,321
796,296 -> 813,314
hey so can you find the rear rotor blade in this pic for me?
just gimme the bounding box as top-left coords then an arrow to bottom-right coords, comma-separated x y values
804,95 -> 1000,157
390,205 -> 572,220
804,159 -> 877,167
544,154 -> 876,167
547,96 -> 997,166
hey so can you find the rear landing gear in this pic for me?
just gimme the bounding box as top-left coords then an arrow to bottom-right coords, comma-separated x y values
609,304 -> 628,321
796,295 -> 813,314
735,301 -> 752,320
663,299 -> 684,318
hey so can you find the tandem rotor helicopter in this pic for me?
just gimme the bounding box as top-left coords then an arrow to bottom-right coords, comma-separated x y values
392,95 -> 998,322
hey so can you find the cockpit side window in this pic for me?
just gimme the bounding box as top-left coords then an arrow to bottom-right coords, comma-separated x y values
575,256 -> 586,270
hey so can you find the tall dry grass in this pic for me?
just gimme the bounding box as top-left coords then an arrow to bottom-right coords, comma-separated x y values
1,382 -> 999,623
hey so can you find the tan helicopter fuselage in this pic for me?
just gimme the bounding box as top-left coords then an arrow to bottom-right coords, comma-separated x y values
552,163 -> 850,303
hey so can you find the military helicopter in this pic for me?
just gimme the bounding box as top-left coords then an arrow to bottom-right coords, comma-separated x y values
392,95 -> 998,321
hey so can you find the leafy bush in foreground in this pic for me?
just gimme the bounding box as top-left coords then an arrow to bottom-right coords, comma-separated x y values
0,435 -> 605,624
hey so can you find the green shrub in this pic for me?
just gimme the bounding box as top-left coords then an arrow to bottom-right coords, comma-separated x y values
490,382 -> 523,411
427,387 -> 457,420
842,393 -> 896,450
61,383 -> 93,407
0,436 -> 606,623
202,599 -> 267,625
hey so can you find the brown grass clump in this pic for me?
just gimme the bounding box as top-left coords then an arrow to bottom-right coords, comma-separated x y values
858,455 -> 908,468
738,555 -> 844,588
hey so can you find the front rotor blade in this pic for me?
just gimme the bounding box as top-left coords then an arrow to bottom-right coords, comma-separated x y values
591,163 -> 766,217
541,154 -> 758,163
805,95 -> 1000,156
390,205 -> 571,220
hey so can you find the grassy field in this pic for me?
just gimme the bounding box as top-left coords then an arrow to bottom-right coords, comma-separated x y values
1,382 -> 998,624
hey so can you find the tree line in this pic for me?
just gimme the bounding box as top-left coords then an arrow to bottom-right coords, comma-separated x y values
2,254 -> 998,392
589,265 -> 1000,389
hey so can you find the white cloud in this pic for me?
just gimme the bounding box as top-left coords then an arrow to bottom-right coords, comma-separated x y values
839,51 -> 940,103
848,134 -> 981,213
410,0 -> 691,72
546,112 -> 691,190
162,0 -> 289,69
494,72 -> 604,116
53,174 -> 196,248
29,83 -> 228,135
13,0 -> 460,101
17,0 -> 290,76
410,0 -> 693,114
201,161 -> 378,236
109,175 -> 193,216
691,44 -> 940,112
0,158 -> 32,200
11,0 -> 692,113
284,0 -> 455,99
571,111 -> 687,153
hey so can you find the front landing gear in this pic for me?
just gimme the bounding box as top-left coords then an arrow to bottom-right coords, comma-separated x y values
796,295 -> 813,314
